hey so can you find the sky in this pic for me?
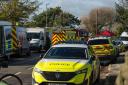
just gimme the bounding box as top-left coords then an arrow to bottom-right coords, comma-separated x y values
39,0 -> 117,18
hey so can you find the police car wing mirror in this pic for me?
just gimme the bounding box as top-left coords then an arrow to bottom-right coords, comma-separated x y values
39,54 -> 43,59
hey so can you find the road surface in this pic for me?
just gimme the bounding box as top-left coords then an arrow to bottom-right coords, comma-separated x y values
0,52 -> 126,85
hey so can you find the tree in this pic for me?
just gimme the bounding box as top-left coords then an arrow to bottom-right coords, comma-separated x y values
111,23 -> 124,37
0,0 -> 39,25
81,7 -> 115,34
30,7 -> 80,27
115,0 -> 128,28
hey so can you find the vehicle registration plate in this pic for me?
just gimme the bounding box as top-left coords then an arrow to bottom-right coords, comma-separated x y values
48,83 -> 67,85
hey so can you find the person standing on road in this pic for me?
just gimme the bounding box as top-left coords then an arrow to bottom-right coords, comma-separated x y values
115,51 -> 128,85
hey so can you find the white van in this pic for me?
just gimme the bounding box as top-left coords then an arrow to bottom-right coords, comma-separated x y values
120,31 -> 128,49
26,27 -> 46,52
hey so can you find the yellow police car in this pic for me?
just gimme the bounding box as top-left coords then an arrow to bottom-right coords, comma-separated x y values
32,44 -> 100,85
88,37 -> 119,62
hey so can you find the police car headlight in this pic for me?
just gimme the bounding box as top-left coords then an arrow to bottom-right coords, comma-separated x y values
76,68 -> 87,74
34,68 -> 43,74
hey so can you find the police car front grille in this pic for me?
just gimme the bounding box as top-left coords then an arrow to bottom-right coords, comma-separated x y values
42,72 -> 76,81
39,82 -> 75,85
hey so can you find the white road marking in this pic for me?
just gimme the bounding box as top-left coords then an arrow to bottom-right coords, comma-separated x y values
15,72 -> 22,75
27,67 -> 33,70
3,72 -> 22,80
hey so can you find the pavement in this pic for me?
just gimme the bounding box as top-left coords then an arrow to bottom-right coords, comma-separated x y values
98,51 -> 126,85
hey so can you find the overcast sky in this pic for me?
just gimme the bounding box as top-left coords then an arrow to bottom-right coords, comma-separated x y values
39,0 -> 117,17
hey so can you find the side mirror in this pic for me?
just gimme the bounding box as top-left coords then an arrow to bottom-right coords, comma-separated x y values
112,41 -> 116,45
39,54 -> 44,59
41,37 -> 44,40
27,37 -> 31,41
92,55 -> 96,60
27,38 -> 29,41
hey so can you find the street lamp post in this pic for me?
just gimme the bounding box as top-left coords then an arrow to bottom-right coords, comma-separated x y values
96,8 -> 98,35
59,0 -> 63,29
46,3 -> 49,28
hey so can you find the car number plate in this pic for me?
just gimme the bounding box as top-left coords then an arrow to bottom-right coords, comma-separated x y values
48,83 -> 67,85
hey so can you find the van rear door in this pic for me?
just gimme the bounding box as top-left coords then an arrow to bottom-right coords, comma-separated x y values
0,26 -> 3,54
4,26 -> 13,55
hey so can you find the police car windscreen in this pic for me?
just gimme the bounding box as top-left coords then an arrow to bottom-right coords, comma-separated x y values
27,33 -> 40,39
120,37 -> 128,41
44,47 -> 87,59
60,40 -> 87,44
88,39 -> 109,45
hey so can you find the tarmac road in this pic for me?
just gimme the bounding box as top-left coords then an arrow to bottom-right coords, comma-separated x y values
0,52 -> 126,85
0,52 -> 41,85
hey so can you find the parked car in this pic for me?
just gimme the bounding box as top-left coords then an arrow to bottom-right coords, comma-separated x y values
32,44 -> 100,85
120,31 -> 128,49
87,37 -> 119,63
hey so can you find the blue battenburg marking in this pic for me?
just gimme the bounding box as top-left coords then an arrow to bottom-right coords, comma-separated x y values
8,45 -> 11,48
6,40 -> 12,49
